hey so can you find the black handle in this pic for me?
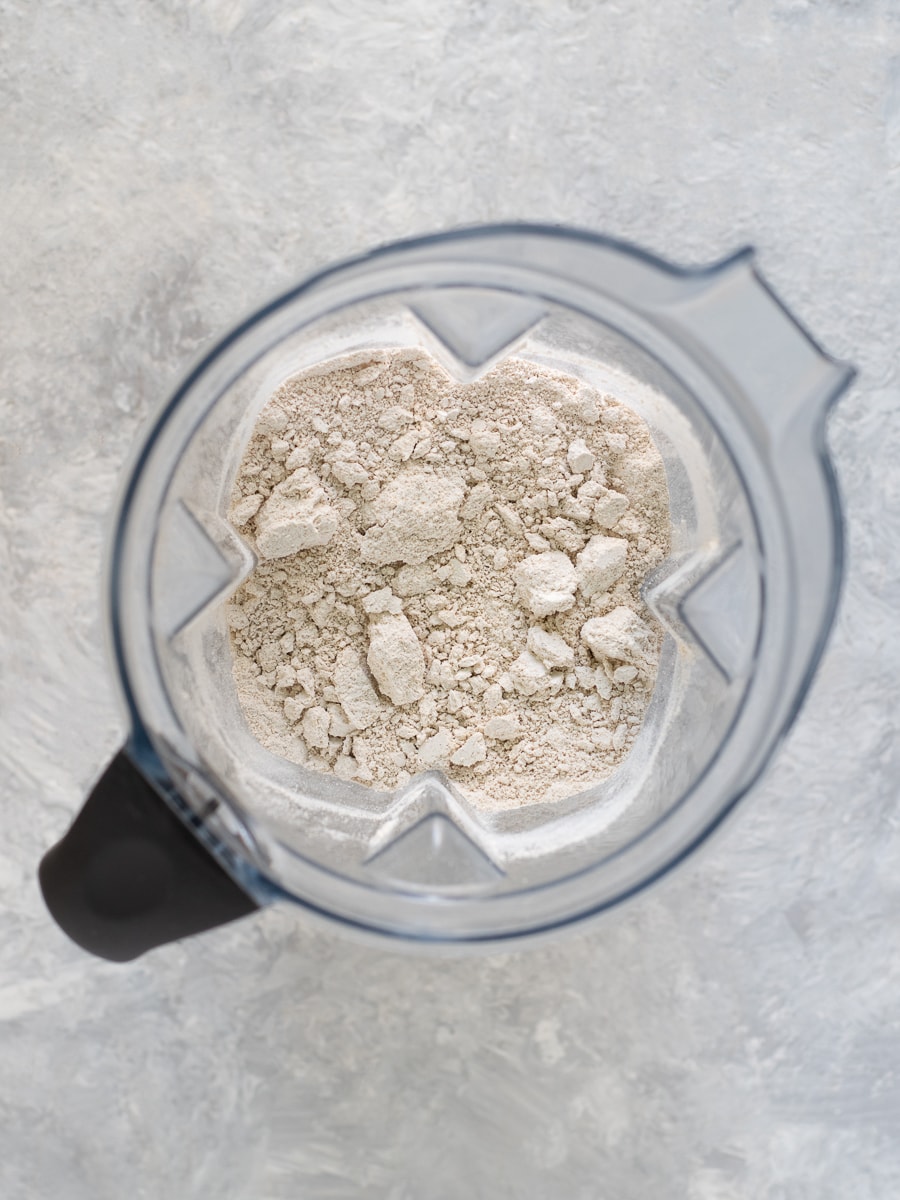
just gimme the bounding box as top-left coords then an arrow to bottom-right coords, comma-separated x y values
39,751 -> 259,962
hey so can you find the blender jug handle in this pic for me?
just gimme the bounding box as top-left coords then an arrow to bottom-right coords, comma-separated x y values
39,751 -> 258,962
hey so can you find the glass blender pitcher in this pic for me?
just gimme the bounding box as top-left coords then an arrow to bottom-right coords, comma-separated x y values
38,225 -> 853,961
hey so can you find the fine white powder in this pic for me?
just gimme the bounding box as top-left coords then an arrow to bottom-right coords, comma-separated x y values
225,349 -> 670,812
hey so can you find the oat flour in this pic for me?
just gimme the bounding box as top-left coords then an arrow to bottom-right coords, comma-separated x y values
225,350 -> 670,812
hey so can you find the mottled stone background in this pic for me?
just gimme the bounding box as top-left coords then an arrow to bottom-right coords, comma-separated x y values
2,1 -> 899,1196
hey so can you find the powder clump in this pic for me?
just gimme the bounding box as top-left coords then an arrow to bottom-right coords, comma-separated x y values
254,468 -> 340,560
366,611 -> 427,706
359,472 -> 465,566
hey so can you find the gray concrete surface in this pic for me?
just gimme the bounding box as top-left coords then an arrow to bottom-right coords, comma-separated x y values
3,1 -> 900,1196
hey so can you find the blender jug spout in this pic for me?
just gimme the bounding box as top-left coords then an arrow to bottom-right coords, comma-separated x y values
653,249 -> 856,441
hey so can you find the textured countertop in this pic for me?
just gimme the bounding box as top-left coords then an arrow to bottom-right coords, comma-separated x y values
3,2 -> 900,1197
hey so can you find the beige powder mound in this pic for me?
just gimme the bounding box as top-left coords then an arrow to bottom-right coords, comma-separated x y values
225,349 -> 670,812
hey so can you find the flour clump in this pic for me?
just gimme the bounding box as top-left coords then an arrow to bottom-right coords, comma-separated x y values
366,610 -> 427,706
513,552 -> 578,617
360,471 -> 465,566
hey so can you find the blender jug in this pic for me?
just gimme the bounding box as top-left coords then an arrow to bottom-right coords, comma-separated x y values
39,225 -> 854,961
